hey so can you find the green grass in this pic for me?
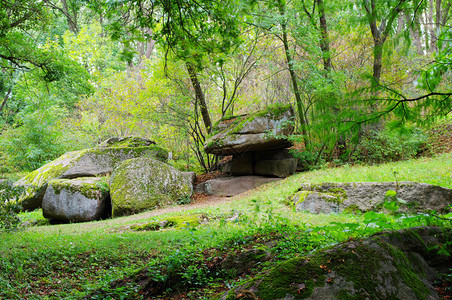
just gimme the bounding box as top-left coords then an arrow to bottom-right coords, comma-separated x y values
0,152 -> 451,299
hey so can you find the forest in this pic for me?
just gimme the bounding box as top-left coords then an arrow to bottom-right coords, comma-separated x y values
0,0 -> 450,174
1,0 -> 452,299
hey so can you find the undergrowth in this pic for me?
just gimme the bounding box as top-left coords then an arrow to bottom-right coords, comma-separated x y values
0,153 -> 450,299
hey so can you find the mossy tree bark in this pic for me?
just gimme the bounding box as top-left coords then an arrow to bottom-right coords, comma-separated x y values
186,61 -> 212,134
317,0 -> 332,73
278,1 -> 310,149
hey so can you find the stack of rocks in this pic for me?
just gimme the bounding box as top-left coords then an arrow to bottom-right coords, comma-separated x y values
204,104 -> 297,178
197,105 -> 297,196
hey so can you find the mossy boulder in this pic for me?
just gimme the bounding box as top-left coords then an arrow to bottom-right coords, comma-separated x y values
204,104 -> 294,155
292,182 -> 452,214
42,177 -> 111,222
130,214 -> 203,231
223,227 -> 452,300
110,158 -> 193,217
15,141 -> 168,211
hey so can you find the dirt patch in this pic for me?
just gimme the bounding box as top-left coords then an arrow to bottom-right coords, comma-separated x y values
195,170 -> 225,185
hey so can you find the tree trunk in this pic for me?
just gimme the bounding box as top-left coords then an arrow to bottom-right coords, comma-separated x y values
61,0 -> 79,34
317,0 -> 332,73
280,18 -> 309,149
0,86 -> 12,113
186,62 -> 212,134
428,0 -> 437,51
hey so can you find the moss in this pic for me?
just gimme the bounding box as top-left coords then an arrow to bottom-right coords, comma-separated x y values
251,231 -> 435,300
165,215 -> 201,229
293,191 -> 311,206
382,243 -> 430,300
49,177 -> 109,199
255,255 -> 327,299
130,215 -> 201,232
343,204 -> 361,214
207,104 -> 293,140
19,150 -> 87,187
110,158 -> 192,217
131,222 -> 160,231
294,184 -> 347,204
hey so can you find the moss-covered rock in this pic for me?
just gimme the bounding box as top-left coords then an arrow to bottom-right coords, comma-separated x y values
110,158 -> 193,217
130,215 -> 202,231
42,177 -> 111,222
223,227 -> 452,300
14,143 -> 168,211
292,182 -> 452,214
204,104 -> 294,155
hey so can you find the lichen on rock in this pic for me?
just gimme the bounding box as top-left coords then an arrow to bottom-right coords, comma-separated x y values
110,157 -> 193,217
14,140 -> 169,211
204,104 -> 295,155
222,227 -> 452,300
42,177 -> 111,222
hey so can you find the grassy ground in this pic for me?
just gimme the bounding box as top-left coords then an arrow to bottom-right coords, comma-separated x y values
0,152 -> 451,299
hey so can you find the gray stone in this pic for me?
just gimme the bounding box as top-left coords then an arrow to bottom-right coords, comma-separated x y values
182,171 -> 196,185
204,105 -> 294,155
295,191 -> 341,214
223,227 -> 451,300
254,157 -> 297,178
292,182 -> 452,213
15,142 -> 168,211
42,177 -> 111,222
221,149 -> 297,177
221,153 -> 254,175
110,158 -> 193,217
195,176 -> 281,197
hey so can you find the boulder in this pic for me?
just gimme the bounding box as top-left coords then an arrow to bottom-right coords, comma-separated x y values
223,227 -> 452,300
42,177 -> 111,222
110,158 -> 193,217
292,182 -> 452,214
15,140 -> 168,211
195,176 -> 281,197
204,104 -> 294,155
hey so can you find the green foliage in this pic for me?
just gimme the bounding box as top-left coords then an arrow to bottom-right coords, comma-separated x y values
289,148 -> 323,171
0,107 -> 68,170
63,22 -> 127,76
0,181 -> 23,231
351,126 -> 427,164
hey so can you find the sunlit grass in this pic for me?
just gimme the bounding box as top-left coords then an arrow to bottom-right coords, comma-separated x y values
1,152 -> 450,298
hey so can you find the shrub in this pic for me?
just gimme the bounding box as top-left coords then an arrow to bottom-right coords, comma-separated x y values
352,127 -> 427,164
289,149 -> 324,171
0,181 -> 23,231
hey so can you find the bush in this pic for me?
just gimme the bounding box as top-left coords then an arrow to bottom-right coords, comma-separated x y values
289,149 -> 324,171
0,181 -> 23,231
0,107 -> 68,171
352,127 -> 427,164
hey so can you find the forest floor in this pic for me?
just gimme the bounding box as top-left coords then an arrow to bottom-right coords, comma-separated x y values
2,152 -> 451,300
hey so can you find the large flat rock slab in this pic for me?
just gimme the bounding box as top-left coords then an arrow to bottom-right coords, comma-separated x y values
195,176 -> 281,197
292,182 -> 452,214
204,105 -> 294,155
42,177 -> 111,222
